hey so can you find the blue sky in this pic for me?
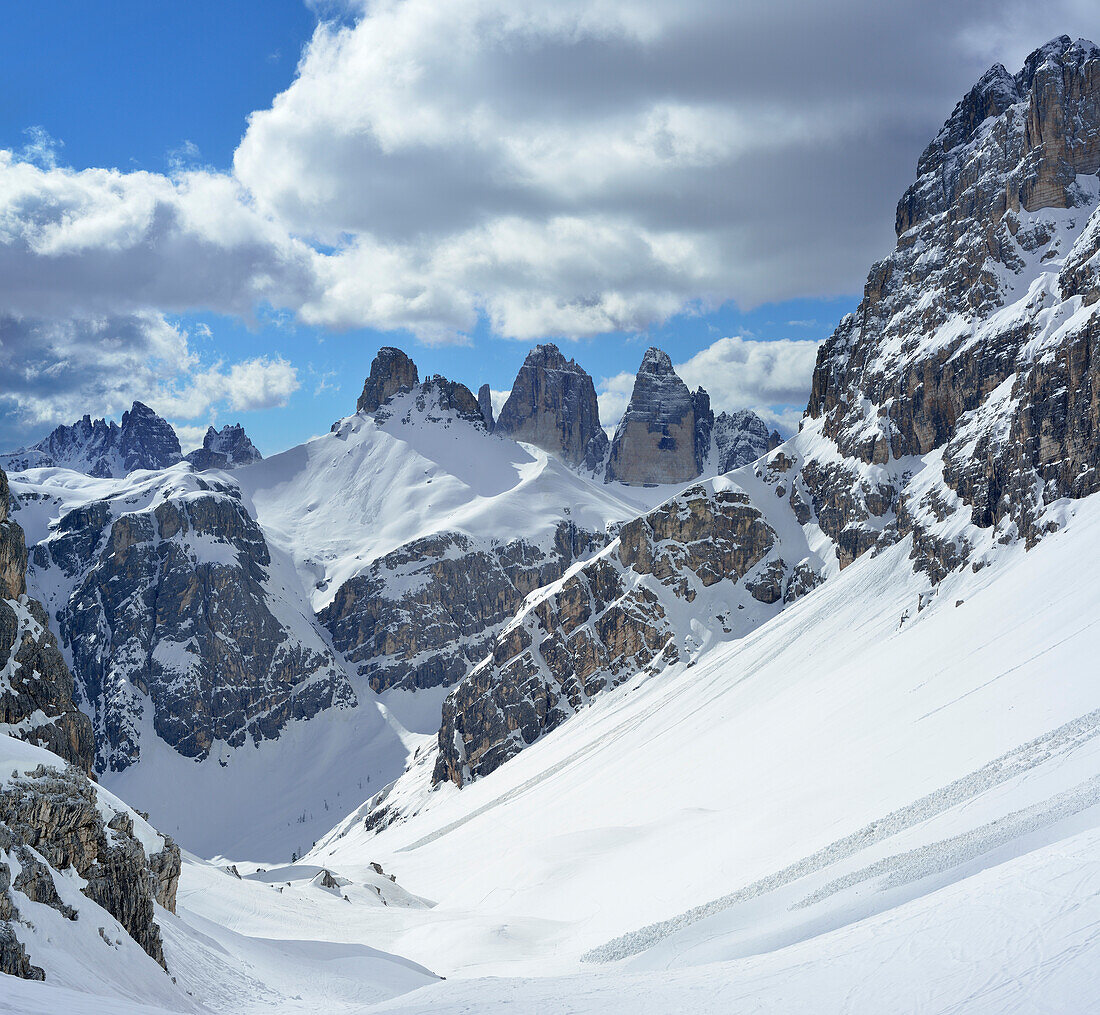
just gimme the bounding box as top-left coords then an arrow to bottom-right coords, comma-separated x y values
3,1 -> 1091,453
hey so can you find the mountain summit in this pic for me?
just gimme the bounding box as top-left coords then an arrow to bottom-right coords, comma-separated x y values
495,343 -> 608,470
0,401 -> 182,478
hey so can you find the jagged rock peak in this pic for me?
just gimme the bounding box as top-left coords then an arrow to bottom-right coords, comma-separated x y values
477,384 -> 495,431
0,753 -> 181,977
898,35 -> 1100,238
605,347 -> 705,486
357,347 -> 420,414
495,343 -> 605,468
117,402 -> 182,473
0,401 -> 181,478
711,410 -> 780,474
420,374 -> 485,426
803,33 -> 1100,572
185,424 -> 263,471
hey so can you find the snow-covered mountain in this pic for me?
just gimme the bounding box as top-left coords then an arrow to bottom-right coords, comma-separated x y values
184,424 -> 263,471
1,402 -> 183,478
2,35 -> 1100,1011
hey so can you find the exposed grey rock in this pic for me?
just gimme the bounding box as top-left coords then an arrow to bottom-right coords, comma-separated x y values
432,483 -> 782,787
357,348 -> 420,414
0,760 -> 181,977
495,344 -> 605,468
711,410 -> 778,473
185,424 -> 262,471
38,478 -> 354,772
477,384 -> 495,430
0,468 -> 95,775
605,348 -> 703,485
321,521 -> 606,693
806,36 -> 1100,574
420,375 -> 485,426
1,401 -> 182,478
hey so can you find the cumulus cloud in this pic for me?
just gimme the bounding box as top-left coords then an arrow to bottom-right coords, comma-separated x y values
596,372 -> 636,431
0,310 -> 299,448
2,1 -> 1096,436
173,423 -> 212,452
0,154 -> 319,322
234,0 -> 1099,341
0,153 -> 309,446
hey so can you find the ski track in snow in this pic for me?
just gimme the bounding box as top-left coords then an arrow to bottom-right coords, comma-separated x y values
583,707 -> 1100,963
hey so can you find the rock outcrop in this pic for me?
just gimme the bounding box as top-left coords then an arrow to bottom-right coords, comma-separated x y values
0,747 -> 180,979
430,480 -> 814,788
321,521 -> 606,693
0,401 -> 182,478
477,384 -> 495,430
365,37 -> 1100,822
495,344 -> 607,469
30,473 -> 354,772
710,410 -> 780,474
185,424 -> 263,471
0,469 -> 94,774
805,35 -> 1100,574
357,348 -> 420,414
605,348 -> 708,485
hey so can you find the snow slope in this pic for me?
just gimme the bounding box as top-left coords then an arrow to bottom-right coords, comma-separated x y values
238,389 -> 682,613
4,394 -> 694,861
296,488 -> 1100,995
6,487 -> 1100,1013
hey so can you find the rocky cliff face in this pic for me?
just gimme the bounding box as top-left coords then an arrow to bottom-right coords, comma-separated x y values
357,347 -> 420,414
422,474 -> 823,790
477,383 -> 495,430
1,402 -> 182,478
605,348 -> 709,485
185,424 -> 263,471
321,521 -> 605,693
709,410 -> 781,474
27,471 -> 354,772
805,35 -> 1100,574
0,470 -> 94,775
0,740 -> 180,980
495,344 -> 607,469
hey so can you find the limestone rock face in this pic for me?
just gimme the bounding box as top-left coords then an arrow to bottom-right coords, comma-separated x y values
321,521 -> 606,693
0,401 -> 182,478
710,410 -> 778,474
495,344 -> 605,468
185,424 -> 263,471
31,475 -> 354,772
431,482 -> 789,787
0,754 -> 181,978
357,347 -> 420,414
804,36 -> 1100,575
605,348 -> 705,485
477,383 -> 495,430
0,469 -> 95,775
117,403 -> 182,474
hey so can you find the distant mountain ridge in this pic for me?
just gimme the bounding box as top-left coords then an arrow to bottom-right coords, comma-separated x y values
0,401 -> 182,478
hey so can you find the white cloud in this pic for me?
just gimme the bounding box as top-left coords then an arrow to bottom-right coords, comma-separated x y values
596,371 -> 636,430
488,388 -> 511,418
0,154 -> 319,322
676,335 -> 822,434
1,2 -> 1095,439
0,311 -> 299,447
173,423 -> 211,451
232,0 -> 1099,341
675,335 -> 822,408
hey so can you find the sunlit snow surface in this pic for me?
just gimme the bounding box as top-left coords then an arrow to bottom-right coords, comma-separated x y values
6,487 -> 1100,1012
